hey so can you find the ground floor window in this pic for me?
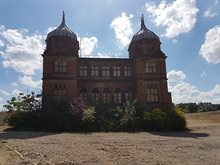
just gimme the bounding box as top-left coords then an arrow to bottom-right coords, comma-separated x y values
114,89 -> 122,104
91,88 -> 99,104
53,84 -> 66,101
103,88 -> 111,104
146,83 -> 159,102
79,88 -> 88,102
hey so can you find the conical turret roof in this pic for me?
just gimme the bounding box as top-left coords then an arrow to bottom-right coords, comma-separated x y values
130,15 -> 159,46
47,11 -> 77,40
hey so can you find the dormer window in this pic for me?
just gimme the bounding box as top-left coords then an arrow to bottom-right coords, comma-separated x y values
54,61 -> 67,72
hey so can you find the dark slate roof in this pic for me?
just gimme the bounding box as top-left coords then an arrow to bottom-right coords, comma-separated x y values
47,11 -> 77,40
130,15 -> 160,46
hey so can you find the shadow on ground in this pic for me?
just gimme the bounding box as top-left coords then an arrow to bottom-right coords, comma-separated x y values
0,131 -> 56,140
151,130 -> 209,139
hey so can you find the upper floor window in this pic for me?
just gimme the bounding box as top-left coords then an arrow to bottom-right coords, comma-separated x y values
124,66 -> 131,77
80,66 -> 88,76
91,66 -> 99,76
146,83 -> 159,102
145,61 -> 157,73
53,83 -> 66,101
113,66 -> 120,77
54,61 -> 67,73
102,66 -> 110,77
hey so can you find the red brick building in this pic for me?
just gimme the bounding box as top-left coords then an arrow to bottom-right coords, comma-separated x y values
42,13 -> 172,107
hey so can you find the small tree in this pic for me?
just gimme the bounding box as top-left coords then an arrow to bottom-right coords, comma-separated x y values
3,92 -> 41,112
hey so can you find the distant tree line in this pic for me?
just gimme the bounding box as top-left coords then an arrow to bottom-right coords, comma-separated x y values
175,102 -> 220,113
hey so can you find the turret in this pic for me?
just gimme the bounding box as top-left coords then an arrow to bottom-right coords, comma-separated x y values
129,15 -> 172,105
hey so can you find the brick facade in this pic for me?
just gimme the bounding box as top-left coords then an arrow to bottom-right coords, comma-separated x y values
42,13 -> 172,107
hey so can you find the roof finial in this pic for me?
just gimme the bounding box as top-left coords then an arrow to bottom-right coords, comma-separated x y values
141,14 -> 145,29
61,11 -> 65,25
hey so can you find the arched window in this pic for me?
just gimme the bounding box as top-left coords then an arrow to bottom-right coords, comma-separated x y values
53,83 -> 66,101
54,61 -> 67,72
103,88 -> 111,104
91,88 -> 99,104
114,88 -> 122,104
79,88 -> 88,102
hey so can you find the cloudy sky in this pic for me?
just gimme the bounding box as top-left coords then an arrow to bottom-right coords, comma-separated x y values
0,0 -> 220,110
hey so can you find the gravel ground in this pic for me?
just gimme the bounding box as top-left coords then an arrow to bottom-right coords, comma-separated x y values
0,111 -> 220,165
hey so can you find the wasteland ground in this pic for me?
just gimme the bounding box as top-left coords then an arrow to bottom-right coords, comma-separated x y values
0,110 -> 220,165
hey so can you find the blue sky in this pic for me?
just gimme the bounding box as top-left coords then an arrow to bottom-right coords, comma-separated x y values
0,0 -> 220,110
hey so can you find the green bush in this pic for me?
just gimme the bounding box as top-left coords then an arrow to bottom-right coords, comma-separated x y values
142,107 -> 187,131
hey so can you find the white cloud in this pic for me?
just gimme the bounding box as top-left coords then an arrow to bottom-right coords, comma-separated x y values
168,70 -> 220,104
169,82 -> 220,104
145,0 -> 199,38
172,39 -> 178,43
0,39 -> 4,47
203,9 -> 218,18
0,26 -> 44,75
167,70 -> 186,82
215,0 -> 218,4
199,25 -> 220,64
80,36 -> 98,57
110,12 -> 133,48
0,89 -> 10,96
200,70 -> 206,77
19,75 -> 42,89
11,82 -> 19,87
46,26 -> 56,34
12,89 -> 23,96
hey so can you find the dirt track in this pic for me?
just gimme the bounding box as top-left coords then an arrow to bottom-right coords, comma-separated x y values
0,111 -> 220,165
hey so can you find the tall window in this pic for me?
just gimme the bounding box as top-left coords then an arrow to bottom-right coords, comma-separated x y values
53,84 -> 66,101
79,88 -> 88,102
91,88 -> 99,104
145,61 -> 157,73
146,83 -> 159,102
91,66 -> 99,76
103,88 -> 111,104
114,89 -> 122,104
124,66 -> 131,77
102,66 -> 110,76
54,61 -> 67,72
80,66 -> 88,76
113,66 -> 120,77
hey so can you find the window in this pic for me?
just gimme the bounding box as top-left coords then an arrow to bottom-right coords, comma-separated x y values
103,88 -> 111,104
80,66 -> 88,76
79,89 -> 88,102
113,66 -> 120,77
53,84 -> 66,101
102,66 -> 110,76
145,61 -> 157,73
114,89 -> 122,104
91,66 -> 99,76
91,88 -> 99,104
146,84 -> 159,102
54,61 -> 67,72
124,66 -> 131,77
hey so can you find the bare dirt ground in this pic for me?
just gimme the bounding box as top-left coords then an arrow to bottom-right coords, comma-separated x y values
0,111 -> 220,165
